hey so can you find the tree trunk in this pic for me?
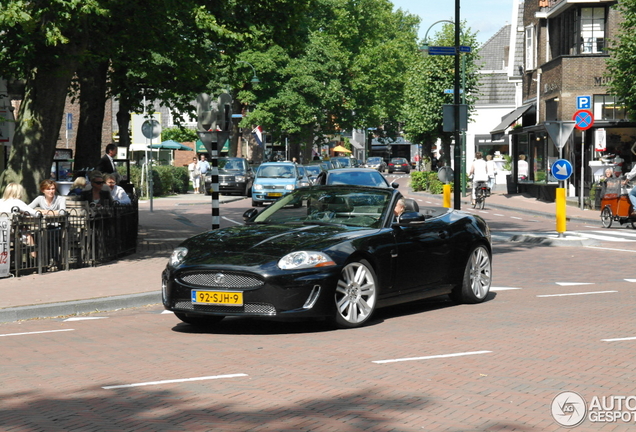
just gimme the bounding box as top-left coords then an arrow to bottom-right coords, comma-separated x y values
116,99 -> 132,150
0,65 -> 77,200
74,60 -> 109,171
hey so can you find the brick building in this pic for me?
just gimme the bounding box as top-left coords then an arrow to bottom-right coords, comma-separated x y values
493,0 -> 634,202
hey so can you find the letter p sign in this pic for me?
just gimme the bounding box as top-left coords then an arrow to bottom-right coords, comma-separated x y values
577,96 -> 591,110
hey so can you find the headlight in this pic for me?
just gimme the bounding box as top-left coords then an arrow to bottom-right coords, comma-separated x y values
254,184 -> 263,190
169,247 -> 188,267
278,251 -> 336,270
235,176 -> 246,182
285,184 -> 295,191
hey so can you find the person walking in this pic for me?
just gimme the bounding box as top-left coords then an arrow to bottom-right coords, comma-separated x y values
97,143 -> 118,176
486,154 -> 498,191
197,155 -> 210,194
188,157 -> 201,194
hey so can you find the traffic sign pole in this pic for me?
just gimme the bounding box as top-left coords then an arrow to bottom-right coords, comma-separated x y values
572,110 -> 594,211
552,159 -> 573,236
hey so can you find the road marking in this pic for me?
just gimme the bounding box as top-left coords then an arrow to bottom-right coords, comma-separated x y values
537,291 -> 617,298
63,317 -> 108,322
510,216 -> 523,220
586,246 -> 636,253
555,282 -> 594,286
589,230 -> 636,238
102,374 -> 249,390
602,336 -> 636,342
625,279 -> 636,283
491,287 -> 522,291
573,232 -> 634,242
493,214 -> 505,217
0,329 -> 75,337
372,350 -> 492,364
222,216 -> 243,225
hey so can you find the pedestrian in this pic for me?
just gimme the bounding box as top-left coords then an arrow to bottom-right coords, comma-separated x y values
518,154 -> 529,181
486,154 -> 498,190
188,157 -> 201,194
468,152 -> 489,205
197,155 -> 210,194
96,143 -> 118,177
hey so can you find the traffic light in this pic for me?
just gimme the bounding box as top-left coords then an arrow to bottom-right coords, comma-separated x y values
217,92 -> 232,132
196,93 -> 216,132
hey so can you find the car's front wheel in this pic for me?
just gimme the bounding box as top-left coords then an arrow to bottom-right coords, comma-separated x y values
174,312 -> 225,327
332,259 -> 378,328
450,245 -> 491,304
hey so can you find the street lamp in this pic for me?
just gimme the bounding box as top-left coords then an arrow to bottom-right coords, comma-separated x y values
419,3 -> 464,210
235,61 -> 260,83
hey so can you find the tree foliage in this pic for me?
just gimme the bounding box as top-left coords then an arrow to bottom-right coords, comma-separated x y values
607,0 -> 636,120
401,22 -> 480,165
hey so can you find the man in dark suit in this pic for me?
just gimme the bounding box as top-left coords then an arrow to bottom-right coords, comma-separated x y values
97,143 -> 118,175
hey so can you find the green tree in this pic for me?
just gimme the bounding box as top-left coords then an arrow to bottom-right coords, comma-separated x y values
607,0 -> 636,120
402,22 -> 480,166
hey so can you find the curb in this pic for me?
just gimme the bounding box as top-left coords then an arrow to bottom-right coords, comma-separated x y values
0,292 -> 162,324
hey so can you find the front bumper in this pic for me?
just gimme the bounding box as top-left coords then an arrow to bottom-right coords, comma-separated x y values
162,266 -> 340,319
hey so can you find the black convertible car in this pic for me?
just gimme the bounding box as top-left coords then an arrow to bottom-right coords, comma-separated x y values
162,186 -> 492,329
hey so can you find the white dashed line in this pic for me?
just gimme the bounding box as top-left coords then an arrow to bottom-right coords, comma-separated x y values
372,350 -> 492,364
537,291 -> 617,298
0,329 -> 75,337
602,336 -> 636,342
63,317 -> 108,322
102,374 -> 249,389
555,282 -> 594,286
490,287 -> 522,291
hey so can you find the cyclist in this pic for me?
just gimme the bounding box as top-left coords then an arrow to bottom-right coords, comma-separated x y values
468,152 -> 489,206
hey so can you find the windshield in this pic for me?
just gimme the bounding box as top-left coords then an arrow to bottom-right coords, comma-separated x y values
305,166 -> 322,176
326,171 -> 389,187
367,157 -> 382,164
252,187 -> 392,228
257,165 -> 296,179
219,159 -> 246,171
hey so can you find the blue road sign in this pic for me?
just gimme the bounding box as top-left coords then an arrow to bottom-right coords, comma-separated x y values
577,96 -> 591,110
551,159 -> 573,181
572,109 -> 594,131
66,113 -> 72,130
443,89 -> 464,94
459,45 -> 471,53
428,46 -> 456,55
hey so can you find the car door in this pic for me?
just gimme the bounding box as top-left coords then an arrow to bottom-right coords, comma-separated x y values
391,215 -> 452,295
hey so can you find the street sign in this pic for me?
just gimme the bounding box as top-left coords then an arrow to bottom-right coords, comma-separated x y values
459,45 -> 471,53
544,121 -> 575,150
572,109 -> 594,130
576,96 -> 591,110
66,113 -> 72,130
443,89 -> 463,94
428,46 -> 456,55
551,159 -> 573,181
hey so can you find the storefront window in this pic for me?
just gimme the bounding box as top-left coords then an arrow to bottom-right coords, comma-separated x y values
594,95 -> 627,120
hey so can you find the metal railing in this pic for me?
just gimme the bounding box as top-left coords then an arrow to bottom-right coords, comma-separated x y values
0,198 -> 138,278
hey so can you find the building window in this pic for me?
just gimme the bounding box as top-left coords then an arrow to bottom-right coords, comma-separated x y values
525,25 -> 535,70
554,6 -> 606,55
593,95 -> 627,120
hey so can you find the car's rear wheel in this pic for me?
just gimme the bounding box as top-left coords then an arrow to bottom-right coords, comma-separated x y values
332,259 -> 377,328
450,245 -> 491,304
174,312 -> 225,327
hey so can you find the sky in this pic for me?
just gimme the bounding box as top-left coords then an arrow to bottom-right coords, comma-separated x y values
391,0 -> 515,45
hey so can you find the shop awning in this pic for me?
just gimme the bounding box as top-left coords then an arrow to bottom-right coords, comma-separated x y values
490,104 -> 534,140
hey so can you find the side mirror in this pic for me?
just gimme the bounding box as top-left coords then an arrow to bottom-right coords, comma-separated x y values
393,211 -> 424,225
243,208 -> 258,223
391,182 -> 399,189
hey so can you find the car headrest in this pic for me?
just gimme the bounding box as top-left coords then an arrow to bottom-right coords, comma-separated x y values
404,198 -> 419,213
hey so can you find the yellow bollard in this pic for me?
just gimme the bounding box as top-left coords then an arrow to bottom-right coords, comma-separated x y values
443,184 -> 451,208
556,187 -> 566,234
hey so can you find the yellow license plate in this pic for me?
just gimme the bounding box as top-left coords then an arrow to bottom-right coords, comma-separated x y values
191,290 -> 243,306
267,192 -> 283,197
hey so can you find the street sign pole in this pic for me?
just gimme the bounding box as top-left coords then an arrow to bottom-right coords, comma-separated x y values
572,109 -> 594,211
545,121 -> 576,237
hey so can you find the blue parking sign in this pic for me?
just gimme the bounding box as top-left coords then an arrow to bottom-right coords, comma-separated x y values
577,96 -> 591,110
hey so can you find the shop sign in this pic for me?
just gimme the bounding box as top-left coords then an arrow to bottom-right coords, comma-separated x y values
595,129 -> 606,152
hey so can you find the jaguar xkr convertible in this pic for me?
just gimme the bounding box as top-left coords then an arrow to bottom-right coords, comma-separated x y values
162,185 -> 492,329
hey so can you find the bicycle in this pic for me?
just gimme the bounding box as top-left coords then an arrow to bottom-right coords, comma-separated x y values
473,181 -> 491,210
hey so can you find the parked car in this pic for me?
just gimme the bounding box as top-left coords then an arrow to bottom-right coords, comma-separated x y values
365,156 -> 387,172
303,164 -> 327,185
332,157 -> 359,168
251,162 -> 310,206
162,185 -> 492,329
314,168 -> 398,189
388,157 -> 411,174
204,157 -> 254,196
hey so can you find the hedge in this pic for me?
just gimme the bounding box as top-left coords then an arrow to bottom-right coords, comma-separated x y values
129,165 -> 189,197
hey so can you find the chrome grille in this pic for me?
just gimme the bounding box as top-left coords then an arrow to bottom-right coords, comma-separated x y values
174,301 -> 276,315
220,175 -> 235,182
179,271 -> 263,288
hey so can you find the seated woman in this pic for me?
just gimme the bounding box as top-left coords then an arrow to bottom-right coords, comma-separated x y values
104,174 -> 131,205
29,179 -> 66,213
79,171 -> 114,207
68,176 -> 87,196
0,183 -> 38,216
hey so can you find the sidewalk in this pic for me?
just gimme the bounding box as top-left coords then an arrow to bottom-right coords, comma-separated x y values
0,188 -> 600,323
